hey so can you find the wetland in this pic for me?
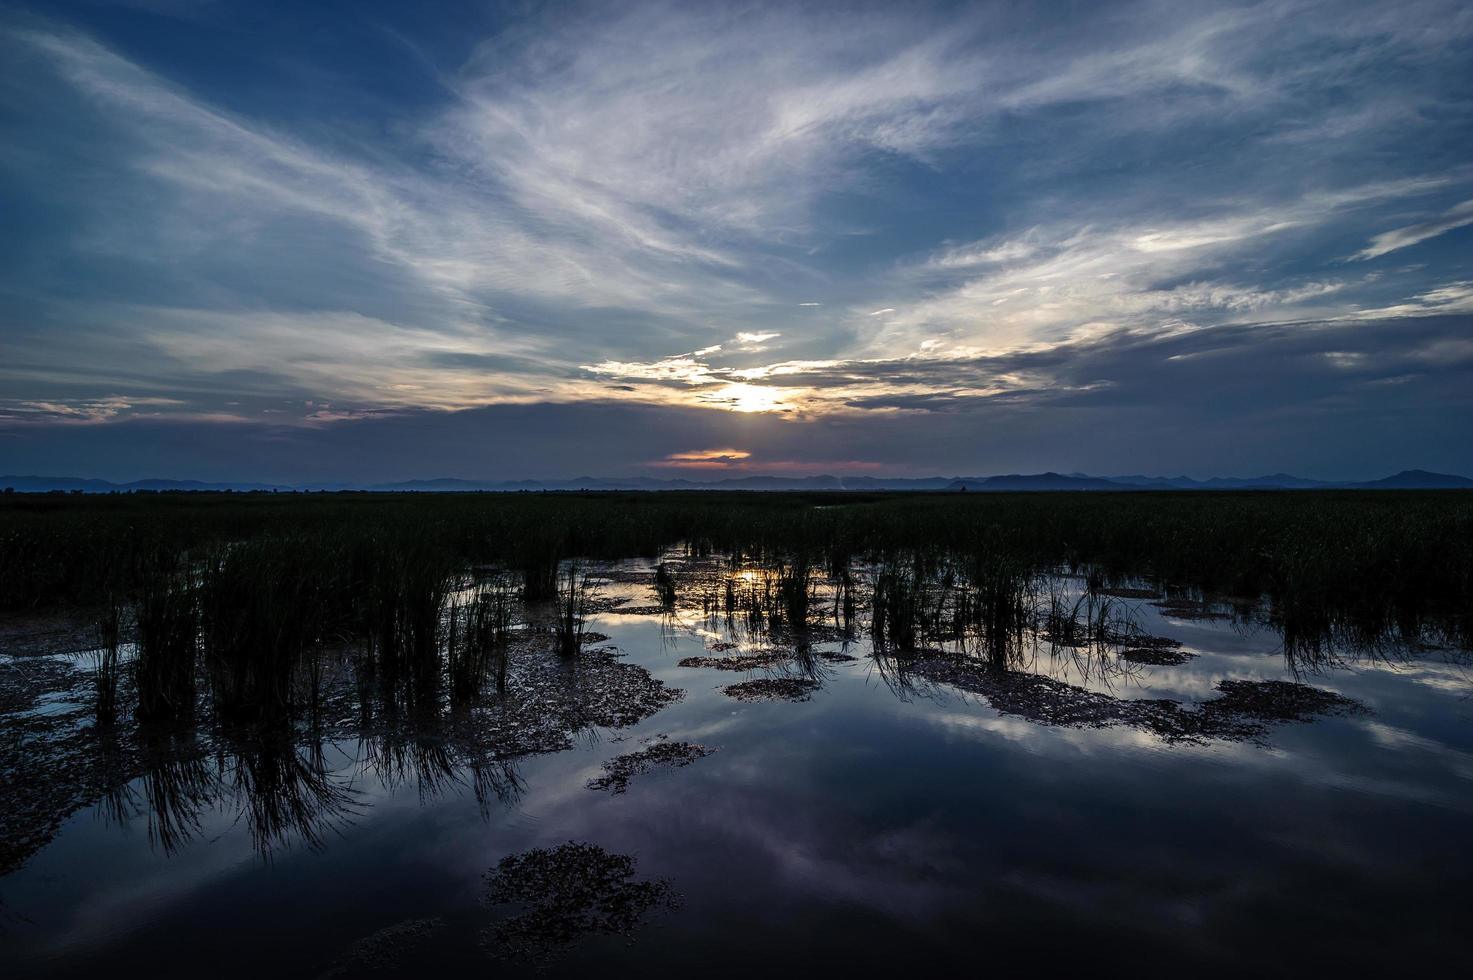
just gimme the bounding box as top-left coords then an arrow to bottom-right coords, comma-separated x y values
2,490 -> 1471,976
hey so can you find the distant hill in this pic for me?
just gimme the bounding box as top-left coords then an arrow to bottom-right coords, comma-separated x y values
1347,469 -> 1473,489
4,469 -> 1471,494
0,475 -> 289,493
947,472 -> 1126,491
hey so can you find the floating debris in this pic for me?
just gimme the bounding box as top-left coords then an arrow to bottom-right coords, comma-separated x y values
606,604 -> 671,617
1209,679 -> 1368,724
1109,631 -> 1183,650
677,652 -> 788,671
818,650 -> 858,663
708,641 -> 739,652
1153,599 -> 1235,622
482,842 -> 677,962
1120,647 -> 1197,666
901,654 -> 1367,744
587,740 -> 714,794
1096,587 -> 1159,599
721,678 -> 820,702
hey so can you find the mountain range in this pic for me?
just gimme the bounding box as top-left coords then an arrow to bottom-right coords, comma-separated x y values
3,470 -> 1471,494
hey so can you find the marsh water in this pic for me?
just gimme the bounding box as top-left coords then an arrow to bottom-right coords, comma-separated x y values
3,552 -> 1472,976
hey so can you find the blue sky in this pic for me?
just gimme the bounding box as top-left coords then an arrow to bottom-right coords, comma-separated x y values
2,0 -> 1471,481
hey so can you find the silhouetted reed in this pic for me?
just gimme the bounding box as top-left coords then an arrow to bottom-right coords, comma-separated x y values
133,557 -> 198,722
220,726 -> 358,857
654,562 -> 678,609
5,489 -> 1470,664
199,538 -> 330,721
449,576 -> 514,702
92,589 -> 125,725
554,563 -> 594,656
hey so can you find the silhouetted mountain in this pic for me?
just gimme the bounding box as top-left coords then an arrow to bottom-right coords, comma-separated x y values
1348,470 -> 1473,489
948,473 -> 1126,491
4,470 -> 1471,494
1104,473 -> 1333,489
0,475 -> 289,493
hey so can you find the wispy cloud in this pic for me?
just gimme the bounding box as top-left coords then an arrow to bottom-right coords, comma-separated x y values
2,0 -> 1471,478
1354,199 -> 1473,259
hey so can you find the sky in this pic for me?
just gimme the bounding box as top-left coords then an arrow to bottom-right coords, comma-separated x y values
1,0 -> 1471,482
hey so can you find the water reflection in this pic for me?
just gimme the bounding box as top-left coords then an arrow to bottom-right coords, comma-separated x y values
2,550 -> 1472,975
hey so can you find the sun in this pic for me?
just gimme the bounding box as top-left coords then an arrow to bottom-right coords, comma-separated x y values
701,383 -> 791,413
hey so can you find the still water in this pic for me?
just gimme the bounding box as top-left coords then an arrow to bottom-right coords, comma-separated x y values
3,555 -> 1472,976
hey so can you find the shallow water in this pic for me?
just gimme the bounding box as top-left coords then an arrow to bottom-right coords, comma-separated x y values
3,557 -> 1473,977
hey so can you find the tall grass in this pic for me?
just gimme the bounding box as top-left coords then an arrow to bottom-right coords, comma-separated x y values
133,557 -> 198,722
3,489 -> 1469,660
554,562 -> 595,656
92,589 -> 125,725
448,576 -> 514,701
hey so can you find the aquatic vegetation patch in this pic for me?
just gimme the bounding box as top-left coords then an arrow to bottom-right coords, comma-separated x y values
427,644 -> 684,758
1107,631 -> 1182,650
587,739 -> 714,794
606,604 -> 671,617
721,677 -> 820,702
482,842 -> 677,961
901,654 -> 1367,744
1096,587 -> 1160,599
1120,647 -> 1198,666
677,651 -> 789,670
319,916 -> 444,978
1208,679 -> 1368,724
1153,599 -> 1236,621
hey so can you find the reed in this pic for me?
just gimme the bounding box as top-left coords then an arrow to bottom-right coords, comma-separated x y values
133,556 -> 199,722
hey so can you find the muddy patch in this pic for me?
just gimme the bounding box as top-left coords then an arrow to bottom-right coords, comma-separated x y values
901,654 -> 1366,744
721,678 -> 820,702
677,651 -> 788,671
817,650 -> 858,663
587,739 -> 714,794
1110,632 -> 1183,650
606,604 -> 671,617
0,612 -> 107,660
1209,679 -> 1368,724
1120,647 -> 1198,666
482,842 -> 676,962
0,655 -> 104,875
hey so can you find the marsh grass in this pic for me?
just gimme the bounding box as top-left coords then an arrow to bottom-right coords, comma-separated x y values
554,563 -> 596,657
134,558 -> 199,722
653,563 -> 678,610
449,576 -> 514,702
4,490 -> 1469,684
92,589 -> 125,725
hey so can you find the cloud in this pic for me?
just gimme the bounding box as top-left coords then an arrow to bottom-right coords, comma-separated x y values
2,1 -> 1472,476
653,447 -> 752,468
5,313 -> 1471,482
1354,199 -> 1473,259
